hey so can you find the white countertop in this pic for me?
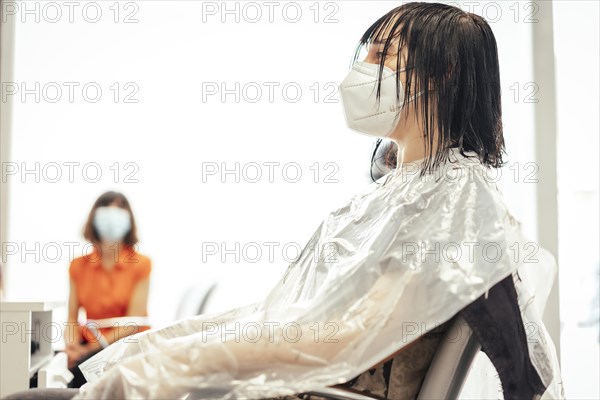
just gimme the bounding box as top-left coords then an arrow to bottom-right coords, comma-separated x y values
0,301 -> 65,312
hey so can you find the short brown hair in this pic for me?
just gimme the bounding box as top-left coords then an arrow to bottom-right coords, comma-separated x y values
83,191 -> 139,246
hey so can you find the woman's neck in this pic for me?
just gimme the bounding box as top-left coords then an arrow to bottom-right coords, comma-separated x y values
390,115 -> 441,166
392,135 -> 440,167
99,241 -> 124,268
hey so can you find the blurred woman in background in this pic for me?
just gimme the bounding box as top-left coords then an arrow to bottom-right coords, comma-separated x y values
64,191 -> 151,388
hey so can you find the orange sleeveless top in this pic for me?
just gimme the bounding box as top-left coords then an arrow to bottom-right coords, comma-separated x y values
69,245 -> 151,343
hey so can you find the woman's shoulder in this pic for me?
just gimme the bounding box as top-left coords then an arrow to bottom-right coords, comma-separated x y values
434,150 -> 506,199
125,249 -> 152,277
68,252 -> 96,279
70,252 -> 96,268
128,249 -> 151,265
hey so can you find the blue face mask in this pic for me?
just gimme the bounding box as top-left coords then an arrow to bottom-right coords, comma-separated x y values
93,206 -> 131,242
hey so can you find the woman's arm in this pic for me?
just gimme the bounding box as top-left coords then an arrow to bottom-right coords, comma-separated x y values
65,278 -> 81,346
78,309 -> 364,399
93,277 -> 151,347
77,273 -> 398,399
65,278 -> 91,368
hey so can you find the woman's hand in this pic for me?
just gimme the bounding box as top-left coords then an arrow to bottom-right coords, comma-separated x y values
74,364 -> 127,400
73,340 -> 240,400
66,342 -> 90,369
66,340 -> 104,369
73,274 -> 398,399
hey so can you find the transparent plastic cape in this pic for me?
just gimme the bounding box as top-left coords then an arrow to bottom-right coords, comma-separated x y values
74,147 -> 565,400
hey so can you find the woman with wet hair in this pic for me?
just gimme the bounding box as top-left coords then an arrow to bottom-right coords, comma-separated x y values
355,1 -> 504,178
2,3 -> 563,400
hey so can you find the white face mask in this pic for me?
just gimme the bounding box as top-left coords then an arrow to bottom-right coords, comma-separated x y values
339,61 -> 421,138
93,206 -> 131,242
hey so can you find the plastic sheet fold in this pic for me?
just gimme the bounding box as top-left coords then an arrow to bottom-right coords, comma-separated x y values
74,147 -> 565,399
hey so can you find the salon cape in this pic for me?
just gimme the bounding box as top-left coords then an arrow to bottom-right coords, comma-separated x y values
74,147 -> 565,400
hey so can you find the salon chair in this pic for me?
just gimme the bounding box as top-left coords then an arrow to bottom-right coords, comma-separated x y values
175,282 -> 219,319
300,314 -> 481,400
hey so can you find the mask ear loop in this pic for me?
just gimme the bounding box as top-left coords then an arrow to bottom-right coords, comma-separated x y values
392,64 -> 435,146
395,64 -> 425,102
369,66 -> 423,182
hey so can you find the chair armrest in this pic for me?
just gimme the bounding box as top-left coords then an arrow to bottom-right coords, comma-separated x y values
416,315 -> 482,400
301,387 -> 382,400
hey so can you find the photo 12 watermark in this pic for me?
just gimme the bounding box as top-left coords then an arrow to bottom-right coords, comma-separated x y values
1,82 -> 140,104
201,161 -> 340,184
2,162 -> 140,184
1,1 -> 140,24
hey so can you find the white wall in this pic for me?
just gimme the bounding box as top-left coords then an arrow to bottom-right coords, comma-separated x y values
553,1 -> 600,398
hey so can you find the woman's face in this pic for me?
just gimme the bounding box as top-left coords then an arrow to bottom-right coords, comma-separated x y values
363,37 -> 406,75
362,38 -> 420,141
93,200 -> 132,245
108,200 -> 124,209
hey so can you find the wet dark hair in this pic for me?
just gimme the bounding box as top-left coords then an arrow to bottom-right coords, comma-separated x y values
83,191 -> 139,246
359,2 -> 506,180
